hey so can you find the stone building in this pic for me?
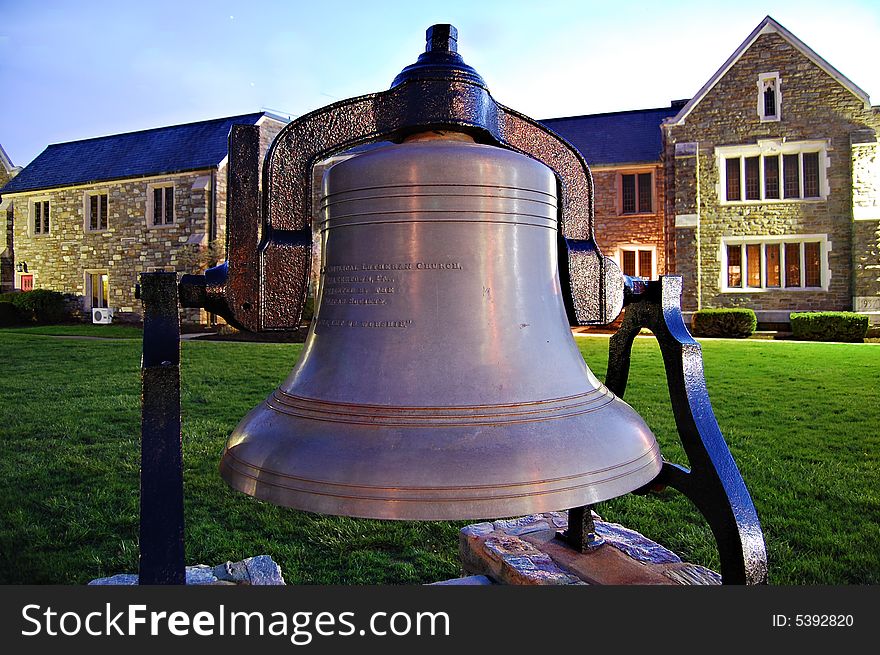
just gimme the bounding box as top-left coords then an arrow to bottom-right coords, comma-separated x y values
542,104 -> 681,280
663,16 -> 880,325
0,143 -> 21,292
0,113 -> 286,322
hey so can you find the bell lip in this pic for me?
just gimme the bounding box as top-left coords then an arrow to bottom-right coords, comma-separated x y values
218,444 -> 663,521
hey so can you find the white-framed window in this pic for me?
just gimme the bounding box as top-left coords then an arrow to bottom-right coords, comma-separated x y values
619,171 -> 654,214
30,198 -> 51,236
147,183 -> 175,227
721,235 -> 829,292
85,270 -> 110,309
717,140 -> 828,204
84,190 -> 109,232
618,245 -> 656,279
757,72 -> 781,122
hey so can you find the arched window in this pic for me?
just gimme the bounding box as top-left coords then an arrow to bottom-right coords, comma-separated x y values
758,73 -> 781,122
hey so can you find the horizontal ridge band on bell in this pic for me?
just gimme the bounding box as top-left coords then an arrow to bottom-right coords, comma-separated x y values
320,185 -> 557,230
318,212 -> 558,231
266,388 -> 616,426
220,445 -> 660,501
320,183 -> 556,207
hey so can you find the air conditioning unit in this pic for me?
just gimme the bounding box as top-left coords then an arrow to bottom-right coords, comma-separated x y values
92,307 -> 114,324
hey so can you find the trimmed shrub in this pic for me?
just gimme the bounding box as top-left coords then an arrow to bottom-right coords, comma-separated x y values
0,290 -> 69,324
691,308 -> 757,338
0,302 -> 21,327
790,312 -> 868,343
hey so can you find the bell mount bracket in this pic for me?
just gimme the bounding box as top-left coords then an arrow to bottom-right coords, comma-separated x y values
576,275 -> 768,585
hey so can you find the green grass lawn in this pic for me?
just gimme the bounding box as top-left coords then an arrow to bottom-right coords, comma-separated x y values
0,324 -> 144,339
0,332 -> 877,584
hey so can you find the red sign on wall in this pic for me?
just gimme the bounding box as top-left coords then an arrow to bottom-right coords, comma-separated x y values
20,274 -> 34,292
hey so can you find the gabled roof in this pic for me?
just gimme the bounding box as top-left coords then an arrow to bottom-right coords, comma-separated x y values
0,143 -> 15,174
0,113 -> 278,195
540,104 -> 682,166
667,16 -> 871,127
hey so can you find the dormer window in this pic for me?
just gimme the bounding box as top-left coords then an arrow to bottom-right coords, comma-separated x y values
758,73 -> 781,122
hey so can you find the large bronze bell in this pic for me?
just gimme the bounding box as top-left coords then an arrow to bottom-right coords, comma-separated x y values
218,130 -> 661,519
166,24 -> 766,585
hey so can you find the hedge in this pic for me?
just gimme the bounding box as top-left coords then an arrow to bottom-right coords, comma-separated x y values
691,308 -> 757,338
790,312 -> 868,342
0,290 -> 70,324
0,302 -> 22,327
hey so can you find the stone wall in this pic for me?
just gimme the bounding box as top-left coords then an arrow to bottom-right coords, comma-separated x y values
591,165 -> 666,277
665,30 -> 880,317
9,170 -> 215,323
4,116 -> 288,325
667,141 -> 700,310
851,133 -> 880,319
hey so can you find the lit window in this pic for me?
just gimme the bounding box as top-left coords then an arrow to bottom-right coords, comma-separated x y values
785,243 -> 801,287
765,243 -> 781,287
723,237 -> 826,291
727,244 -> 742,288
746,244 -> 761,287
804,242 -> 821,287
620,173 -> 653,214
758,73 -> 781,122
87,272 -> 109,309
620,246 -> 655,279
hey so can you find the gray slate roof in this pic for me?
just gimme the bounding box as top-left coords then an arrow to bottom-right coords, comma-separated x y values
1,113 -> 271,194
540,104 -> 683,166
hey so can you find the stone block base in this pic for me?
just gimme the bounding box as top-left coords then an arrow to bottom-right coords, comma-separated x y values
88,555 -> 285,586
458,512 -> 720,586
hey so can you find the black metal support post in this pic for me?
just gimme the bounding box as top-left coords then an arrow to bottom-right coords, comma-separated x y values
604,276 -> 768,585
138,272 -> 185,585
565,505 -> 605,553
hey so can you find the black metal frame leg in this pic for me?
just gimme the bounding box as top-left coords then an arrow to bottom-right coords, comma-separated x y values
138,272 -> 185,585
605,276 -> 768,585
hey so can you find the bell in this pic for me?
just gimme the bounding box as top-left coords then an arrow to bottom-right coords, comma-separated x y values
219,130 -> 662,520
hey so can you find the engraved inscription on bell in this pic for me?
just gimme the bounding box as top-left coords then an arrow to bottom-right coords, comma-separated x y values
319,260 -> 464,327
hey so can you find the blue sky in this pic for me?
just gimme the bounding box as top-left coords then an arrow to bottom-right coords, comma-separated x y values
2,0 -> 878,166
